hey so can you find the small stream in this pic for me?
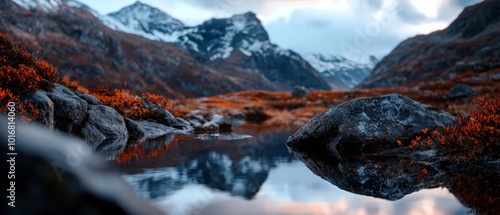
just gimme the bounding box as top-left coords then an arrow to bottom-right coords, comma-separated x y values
110,127 -> 493,215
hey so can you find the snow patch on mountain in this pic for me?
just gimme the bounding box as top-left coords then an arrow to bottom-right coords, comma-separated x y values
304,54 -> 378,89
13,0 -> 83,12
103,2 -> 186,42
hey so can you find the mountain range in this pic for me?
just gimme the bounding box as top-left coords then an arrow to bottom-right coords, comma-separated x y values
358,0 -> 500,88
1,0 -> 377,98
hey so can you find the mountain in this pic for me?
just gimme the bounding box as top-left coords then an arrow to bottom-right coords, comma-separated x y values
176,12 -> 331,90
104,4 -> 330,91
1,0 -> 330,98
304,54 -> 378,89
2,0 -> 256,98
358,0 -> 500,89
103,1 -> 187,42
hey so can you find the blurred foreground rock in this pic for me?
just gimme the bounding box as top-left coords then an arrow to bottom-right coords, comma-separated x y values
1,116 -> 165,215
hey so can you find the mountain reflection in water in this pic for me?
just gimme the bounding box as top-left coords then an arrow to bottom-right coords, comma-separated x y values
112,127 -> 497,215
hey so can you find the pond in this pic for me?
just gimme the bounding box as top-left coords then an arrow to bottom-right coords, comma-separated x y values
111,126 -> 494,215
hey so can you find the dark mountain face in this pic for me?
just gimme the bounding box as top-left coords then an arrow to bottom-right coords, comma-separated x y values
1,0 -> 259,98
358,0 -> 500,89
2,0 -> 330,98
178,12 -> 331,90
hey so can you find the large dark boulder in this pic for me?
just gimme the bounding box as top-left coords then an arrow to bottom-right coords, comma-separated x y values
46,84 -> 88,133
78,105 -> 128,149
449,84 -> 477,99
287,93 -> 456,161
291,86 -> 309,98
0,115 -> 164,215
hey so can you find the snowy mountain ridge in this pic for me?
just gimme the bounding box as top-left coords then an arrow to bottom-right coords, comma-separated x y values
304,54 -> 379,89
104,2 -> 187,42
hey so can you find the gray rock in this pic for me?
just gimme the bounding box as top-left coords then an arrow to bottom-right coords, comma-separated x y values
449,84 -> 477,99
125,119 -> 179,141
79,105 -> 128,149
0,115 -> 164,215
125,118 -> 146,141
291,86 -> 310,98
76,92 -> 103,105
160,108 -> 176,126
287,94 -> 456,160
26,90 -> 54,129
143,103 -> 176,126
174,117 -> 194,131
46,84 -> 88,133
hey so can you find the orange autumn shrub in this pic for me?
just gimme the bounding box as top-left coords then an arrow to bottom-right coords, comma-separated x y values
0,32 -> 59,120
91,88 -> 145,119
143,92 -> 177,116
59,75 -> 90,94
91,89 -> 176,121
0,65 -> 42,95
404,93 -> 500,162
0,33 -> 58,93
440,93 -> 500,160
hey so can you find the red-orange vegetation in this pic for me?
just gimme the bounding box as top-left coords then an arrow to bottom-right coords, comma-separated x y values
59,75 -> 89,93
0,33 -> 58,93
0,65 -> 42,95
0,32 -> 59,120
91,88 -> 145,119
439,93 -> 500,160
91,88 -> 176,121
406,93 -> 500,161
143,92 -> 177,116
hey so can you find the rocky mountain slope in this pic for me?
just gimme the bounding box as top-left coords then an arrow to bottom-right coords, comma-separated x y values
304,54 -> 378,89
358,0 -> 500,89
105,3 -> 330,91
1,0 -> 330,98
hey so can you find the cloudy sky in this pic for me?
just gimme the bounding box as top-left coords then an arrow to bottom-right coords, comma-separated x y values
79,0 -> 482,62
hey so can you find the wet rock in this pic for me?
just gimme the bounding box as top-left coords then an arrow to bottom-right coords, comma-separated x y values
158,108 -> 176,126
79,105 -> 128,149
76,92 -> 103,105
291,86 -> 309,98
449,84 -> 477,99
173,117 -> 194,131
26,90 -> 54,129
125,118 -> 146,140
287,93 -> 456,160
125,119 -> 179,141
0,115 -> 164,215
46,84 -> 88,133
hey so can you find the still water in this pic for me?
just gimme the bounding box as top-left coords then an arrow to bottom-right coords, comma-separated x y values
112,127 -> 477,215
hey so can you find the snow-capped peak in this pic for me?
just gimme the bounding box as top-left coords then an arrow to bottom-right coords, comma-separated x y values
178,11 -> 281,61
304,53 -> 378,89
103,1 -> 186,42
13,0 -> 83,12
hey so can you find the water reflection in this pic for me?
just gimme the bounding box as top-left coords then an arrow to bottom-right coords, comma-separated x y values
111,128 -> 498,214
116,129 -> 296,200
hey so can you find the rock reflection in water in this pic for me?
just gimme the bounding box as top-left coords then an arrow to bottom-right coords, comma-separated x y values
115,130 -> 296,200
289,150 -> 499,214
91,136 -> 127,160
306,156 -> 447,200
